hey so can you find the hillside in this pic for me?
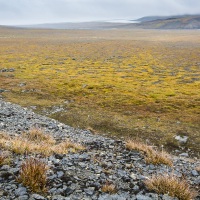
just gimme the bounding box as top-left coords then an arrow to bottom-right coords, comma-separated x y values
137,15 -> 200,29
0,99 -> 199,199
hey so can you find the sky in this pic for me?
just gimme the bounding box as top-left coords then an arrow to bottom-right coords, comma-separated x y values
0,0 -> 199,25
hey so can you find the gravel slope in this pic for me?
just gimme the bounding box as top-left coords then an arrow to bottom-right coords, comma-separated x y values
0,99 -> 199,200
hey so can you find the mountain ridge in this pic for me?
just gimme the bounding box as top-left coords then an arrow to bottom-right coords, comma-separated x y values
0,14 -> 200,30
136,14 -> 200,29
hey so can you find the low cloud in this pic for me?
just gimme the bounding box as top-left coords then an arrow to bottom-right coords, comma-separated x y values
0,0 -> 199,25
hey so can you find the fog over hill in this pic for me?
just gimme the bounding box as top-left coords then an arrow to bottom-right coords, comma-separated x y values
136,14 -> 200,29
3,14 -> 196,30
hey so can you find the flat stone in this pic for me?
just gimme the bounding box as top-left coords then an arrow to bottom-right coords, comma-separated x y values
175,135 -> 188,143
84,187 -> 95,196
52,195 -> 66,200
64,187 -> 74,195
17,195 -> 29,200
191,170 -> 199,176
0,89 -> 5,93
179,153 -> 189,157
57,171 -> 64,178
130,173 -> 137,180
136,195 -> 152,200
146,193 -> 158,200
162,194 -> 178,200
15,187 -> 27,197
98,194 -> 127,200
31,194 -> 45,200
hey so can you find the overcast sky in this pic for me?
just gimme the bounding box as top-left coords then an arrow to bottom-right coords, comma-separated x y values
0,0 -> 199,25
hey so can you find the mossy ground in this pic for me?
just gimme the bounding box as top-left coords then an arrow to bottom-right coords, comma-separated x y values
0,28 -> 199,156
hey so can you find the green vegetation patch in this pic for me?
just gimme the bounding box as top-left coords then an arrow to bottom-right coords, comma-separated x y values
0,28 -> 199,156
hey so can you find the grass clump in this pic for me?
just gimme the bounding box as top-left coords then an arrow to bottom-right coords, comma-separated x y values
144,174 -> 197,200
58,140 -> 85,151
101,182 -> 117,194
49,140 -> 85,155
23,128 -> 55,144
8,138 -> 53,156
17,158 -> 48,193
126,140 -> 173,166
0,151 -> 11,166
0,130 -> 84,156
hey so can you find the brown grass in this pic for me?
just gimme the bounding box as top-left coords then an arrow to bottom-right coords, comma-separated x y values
0,151 -> 11,166
17,158 -> 48,193
22,128 -> 55,144
144,174 -> 197,200
101,183 -> 117,194
0,131 -> 85,156
57,140 -> 85,152
126,140 -> 173,166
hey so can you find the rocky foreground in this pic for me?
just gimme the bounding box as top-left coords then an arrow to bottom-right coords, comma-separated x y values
0,99 -> 199,200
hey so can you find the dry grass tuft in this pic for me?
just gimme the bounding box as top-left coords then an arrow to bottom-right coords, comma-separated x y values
17,158 -> 48,193
126,140 -> 151,152
9,138 -> 53,156
0,131 -> 84,156
101,182 -> 117,194
0,132 -> 10,140
52,140 -> 85,154
126,140 -> 173,166
22,128 -> 55,144
0,151 -> 11,166
144,174 -> 197,200
58,140 -> 85,151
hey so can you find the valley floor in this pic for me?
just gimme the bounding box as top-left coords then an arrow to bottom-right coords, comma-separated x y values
0,28 -> 199,157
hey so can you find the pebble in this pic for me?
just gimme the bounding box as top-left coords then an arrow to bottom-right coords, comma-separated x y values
31,194 -> 46,200
191,170 -> 199,176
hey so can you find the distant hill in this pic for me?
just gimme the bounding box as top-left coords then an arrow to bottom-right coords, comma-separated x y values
1,14 -> 200,30
136,15 -> 193,22
136,14 -> 200,29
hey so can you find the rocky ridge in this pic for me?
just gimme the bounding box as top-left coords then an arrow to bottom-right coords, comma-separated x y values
0,99 -> 199,200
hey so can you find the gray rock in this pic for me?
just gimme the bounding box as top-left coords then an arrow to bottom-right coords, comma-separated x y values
57,171 -> 64,178
98,194 -> 127,200
31,194 -> 46,200
175,135 -> 188,143
146,193 -> 158,200
194,177 -> 200,185
136,195 -> 152,200
15,187 -> 27,197
130,173 -> 137,180
179,153 -> 189,157
162,194 -> 178,200
17,195 -> 29,200
0,89 -> 5,93
64,187 -> 74,195
52,195 -> 66,200
84,187 -> 95,196
191,170 -> 199,176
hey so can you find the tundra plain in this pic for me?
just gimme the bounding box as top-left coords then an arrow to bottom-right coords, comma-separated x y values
0,28 -> 199,156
